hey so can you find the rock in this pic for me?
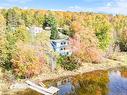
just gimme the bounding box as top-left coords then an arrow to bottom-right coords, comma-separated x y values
10,83 -> 28,90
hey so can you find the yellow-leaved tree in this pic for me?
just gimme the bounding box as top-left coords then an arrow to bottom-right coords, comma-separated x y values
70,21 -> 103,63
0,13 -> 7,66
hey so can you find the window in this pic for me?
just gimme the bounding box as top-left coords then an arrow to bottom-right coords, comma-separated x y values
61,42 -> 63,45
52,42 -> 56,45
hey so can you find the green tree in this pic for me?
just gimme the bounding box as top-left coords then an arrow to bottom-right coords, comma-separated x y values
5,30 -> 17,70
43,13 -> 58,39
93,15 -> 112,50
82,14 -> 112,50
50,27 -> 58,39
0,13 -> 7,66
5,25 -> 31,70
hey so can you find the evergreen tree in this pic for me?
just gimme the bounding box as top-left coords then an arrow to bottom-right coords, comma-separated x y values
43,13 -> 58,39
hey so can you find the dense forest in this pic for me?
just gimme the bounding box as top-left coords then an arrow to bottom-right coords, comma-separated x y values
0,7 -> 127,78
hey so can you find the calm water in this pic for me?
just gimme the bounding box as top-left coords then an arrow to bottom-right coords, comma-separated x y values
7,67 -> 127,95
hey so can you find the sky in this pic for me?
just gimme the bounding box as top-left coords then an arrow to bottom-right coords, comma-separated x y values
0,0 -> 127,15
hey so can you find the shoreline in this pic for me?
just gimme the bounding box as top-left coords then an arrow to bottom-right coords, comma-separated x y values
32,58 -> 127,82
1,57 -> 127,94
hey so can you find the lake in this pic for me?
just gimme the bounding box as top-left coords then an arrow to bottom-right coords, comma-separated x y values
8,67 -> 127,95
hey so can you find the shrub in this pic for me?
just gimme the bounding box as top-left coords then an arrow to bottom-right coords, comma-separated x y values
84,48 -> 102,64
75,47 -> 102,63
57,55 -> 80,71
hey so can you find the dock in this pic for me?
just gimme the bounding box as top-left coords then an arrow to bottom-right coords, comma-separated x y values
25,80 -> 59,95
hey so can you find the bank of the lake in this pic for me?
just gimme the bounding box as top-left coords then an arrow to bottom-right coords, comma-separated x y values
0,52 -> 127,94
33,58 -> 127,82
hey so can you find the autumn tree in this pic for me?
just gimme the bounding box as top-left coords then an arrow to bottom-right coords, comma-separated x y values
22,9 -> 35,27
35,31 -> 58,65
11,41 -> 45,78
88,15 -> 112,50
0,13 -> 7,66
112,15 -> 127,37
7,7 -> 25,27
119,29 -> 127,51
121,29 -> 127,43
5,25 -> 31,70
33,11 -> 45,26
70,21 -> 102,63
13,25 -> 31,43
55,12 -> 65,27
112,15 -> 127,51
63,12 -> 72,25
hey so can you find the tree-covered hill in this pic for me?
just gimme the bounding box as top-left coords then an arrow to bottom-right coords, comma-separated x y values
0,7 -> 127,78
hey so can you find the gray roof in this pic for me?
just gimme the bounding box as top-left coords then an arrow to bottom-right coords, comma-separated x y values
51,38 -> 69,43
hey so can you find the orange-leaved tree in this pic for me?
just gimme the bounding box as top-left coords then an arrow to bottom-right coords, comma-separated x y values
11,41 -> 45,78
69,21 -> 103,63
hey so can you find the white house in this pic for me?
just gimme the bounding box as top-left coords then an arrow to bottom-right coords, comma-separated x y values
29,26 -> 43,35
51,38 -> 72,56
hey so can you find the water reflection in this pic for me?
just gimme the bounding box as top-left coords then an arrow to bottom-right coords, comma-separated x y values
44,71 -> 109,95
109,70 -> 127,95
68,71 -> 109,95
6,68 -> 127,95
